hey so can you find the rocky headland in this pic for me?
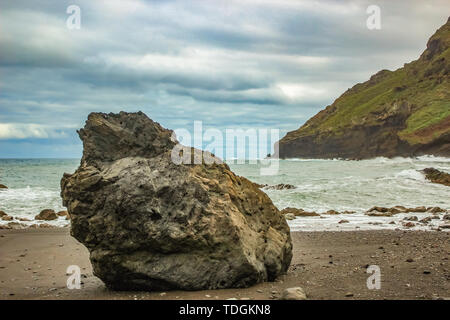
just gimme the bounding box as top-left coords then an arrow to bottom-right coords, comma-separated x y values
275,18 -> 450,159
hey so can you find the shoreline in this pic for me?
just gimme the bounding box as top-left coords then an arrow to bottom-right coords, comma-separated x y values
1,228 -> 448,300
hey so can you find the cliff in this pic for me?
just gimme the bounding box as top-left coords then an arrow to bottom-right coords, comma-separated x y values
276,18 -> 450,159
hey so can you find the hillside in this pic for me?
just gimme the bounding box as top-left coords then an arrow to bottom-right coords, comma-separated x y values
276,18 -> 450,159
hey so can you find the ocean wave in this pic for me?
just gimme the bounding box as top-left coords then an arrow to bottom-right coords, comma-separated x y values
394,169 -> 426,182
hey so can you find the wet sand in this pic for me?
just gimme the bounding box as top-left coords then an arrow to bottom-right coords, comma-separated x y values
0,228 -> 448,300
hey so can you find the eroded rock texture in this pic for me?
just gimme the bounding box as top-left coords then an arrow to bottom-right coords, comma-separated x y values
61,112 -> 292,291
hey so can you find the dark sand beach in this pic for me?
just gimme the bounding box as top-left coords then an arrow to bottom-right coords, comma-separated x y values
1,228 -> 448,300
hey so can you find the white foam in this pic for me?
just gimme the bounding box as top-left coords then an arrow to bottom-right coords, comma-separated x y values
287,211 -> 449,232
395,169 -> 426,182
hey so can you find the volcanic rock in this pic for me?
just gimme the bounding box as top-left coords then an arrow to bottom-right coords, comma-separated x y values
280,208 -> 319,217
35,209 -> 57,221
265,184 -> 295,190
61,112 -> 292,291
422,168 -> 450,187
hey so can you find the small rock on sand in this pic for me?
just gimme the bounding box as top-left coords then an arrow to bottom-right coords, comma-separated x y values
0,184 -> 8,189
280,287 -> 307,300
338,219 -> 349,224
34,209 -> 57,221
1,215 -> 14,221
345,292 -> 354,297
7,222 -> 27,230
0,210 -> 7,217
403,222 -> 416,228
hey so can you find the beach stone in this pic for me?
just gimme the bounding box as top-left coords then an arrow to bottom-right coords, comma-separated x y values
325,210 -> 340,215
422,168 -> 450,187
368,206 -> 389,213
56,210 -> 69,217
404,216 -> 418,221
0,184 -> 7,189
419,217 -> 432,224
443,214 -> 450,220
428,207 -> 445,214
393,205 -> 407,212
338,219 -> 349,224
7,222 -> 27,230
366,211 -> 393,217
408,206 -> 427,213
1,215 -> 13,221
37,223 -> 54,229
387,207 -> 403,214
280,207 -> 319,217
280,287 -> 307,300
265,183 -> 295,190
0,210 -> 7,217
35,209 -> 57,221
403,222 -> 416,228
61,112 -> 292,291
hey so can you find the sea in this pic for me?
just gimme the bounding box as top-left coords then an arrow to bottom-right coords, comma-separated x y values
0,156 -> 449,231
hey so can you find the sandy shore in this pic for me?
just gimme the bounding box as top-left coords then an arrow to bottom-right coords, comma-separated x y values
0,228 -> 448,300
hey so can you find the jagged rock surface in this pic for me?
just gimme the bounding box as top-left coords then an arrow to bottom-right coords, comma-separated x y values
61,112 -> 292,291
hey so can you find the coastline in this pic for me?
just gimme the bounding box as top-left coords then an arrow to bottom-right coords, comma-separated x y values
1,228 -> 448,300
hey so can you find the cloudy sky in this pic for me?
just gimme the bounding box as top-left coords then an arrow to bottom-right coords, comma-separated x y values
0,0 -> 448,158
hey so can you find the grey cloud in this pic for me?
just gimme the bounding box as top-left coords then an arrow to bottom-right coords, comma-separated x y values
0,0 -> 448,157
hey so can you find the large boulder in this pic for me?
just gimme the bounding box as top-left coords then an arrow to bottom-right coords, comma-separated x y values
61,112 -> 292,291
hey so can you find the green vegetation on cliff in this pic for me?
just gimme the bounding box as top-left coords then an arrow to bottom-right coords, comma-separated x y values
280,18 -> 449,158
